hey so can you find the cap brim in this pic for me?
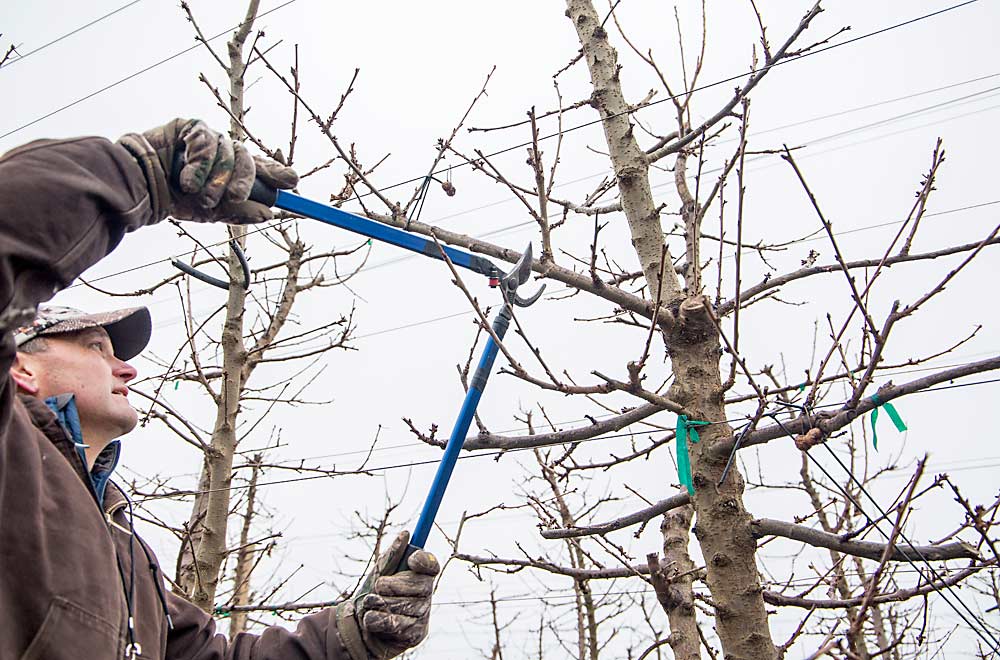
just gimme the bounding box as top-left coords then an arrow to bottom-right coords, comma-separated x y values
100,307 -> 152,361
39,306 -> 152,361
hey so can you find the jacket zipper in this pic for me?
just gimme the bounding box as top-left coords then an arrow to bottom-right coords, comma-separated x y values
39,399 -> 137,658
101,501 -> 131,659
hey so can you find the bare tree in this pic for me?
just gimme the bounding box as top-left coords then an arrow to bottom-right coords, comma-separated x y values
225,454 -> 264,639
105,1 -> 999,655
108,1 -> 364,616
374,2 -> 997,657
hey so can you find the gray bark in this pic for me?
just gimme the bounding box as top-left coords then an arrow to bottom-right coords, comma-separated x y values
654,504 -> 701,660
178,0 -> 259,611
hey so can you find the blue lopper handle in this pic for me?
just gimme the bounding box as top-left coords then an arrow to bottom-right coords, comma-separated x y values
245,176 -> 518,574
394,304 -> 513,572
249,180 -> 500,280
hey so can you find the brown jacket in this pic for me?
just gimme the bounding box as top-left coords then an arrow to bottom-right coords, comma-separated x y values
0,136 -> 352,659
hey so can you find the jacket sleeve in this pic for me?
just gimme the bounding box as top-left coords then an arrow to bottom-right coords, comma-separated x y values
165,590 -> 356,660
0,136 -> 159,377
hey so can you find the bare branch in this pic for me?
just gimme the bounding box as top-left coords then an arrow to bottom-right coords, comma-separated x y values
750,518 -> 977,563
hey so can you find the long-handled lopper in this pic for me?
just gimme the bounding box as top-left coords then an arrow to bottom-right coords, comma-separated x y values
250,184 -> 508,286
172,159 -> 510,290
396,242 -> 542,569
225,177 -> 545,571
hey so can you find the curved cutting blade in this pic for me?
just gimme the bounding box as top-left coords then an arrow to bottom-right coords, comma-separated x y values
500,243 -> 544,307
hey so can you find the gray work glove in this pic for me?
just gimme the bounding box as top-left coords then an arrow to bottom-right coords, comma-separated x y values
118,118 -> 298,224
336,531 -> 440,660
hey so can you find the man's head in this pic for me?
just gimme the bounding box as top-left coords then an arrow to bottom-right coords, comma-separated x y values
10,305 -> 151,449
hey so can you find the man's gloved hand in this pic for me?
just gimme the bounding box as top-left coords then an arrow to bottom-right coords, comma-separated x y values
118,118 -> 298,224
336,531 -> 440,660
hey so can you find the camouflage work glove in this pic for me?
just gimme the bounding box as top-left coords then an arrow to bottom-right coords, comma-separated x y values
118,118 -> 298,224
336,531 -> 439,660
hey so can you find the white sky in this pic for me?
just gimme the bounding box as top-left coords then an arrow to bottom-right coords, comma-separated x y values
4,1 -> 1000,657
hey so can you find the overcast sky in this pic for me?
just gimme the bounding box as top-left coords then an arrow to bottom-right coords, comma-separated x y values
4,1 -> 1000,657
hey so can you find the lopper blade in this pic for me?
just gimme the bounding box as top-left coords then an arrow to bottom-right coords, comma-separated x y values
499,243 -> 545,307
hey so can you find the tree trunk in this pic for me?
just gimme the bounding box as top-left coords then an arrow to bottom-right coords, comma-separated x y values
178,0 -> 260,612
228,458 -> 262,639
188,245 -> 246,611
566,2 -> 776,656
177,464 -> 210,593
536,451 -> 600,659
656,500 -> 701,660
669,298 -> 776,660
565,0 -> 682,306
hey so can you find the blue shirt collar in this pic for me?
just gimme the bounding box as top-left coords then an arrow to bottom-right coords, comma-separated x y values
44,394 -> 121,507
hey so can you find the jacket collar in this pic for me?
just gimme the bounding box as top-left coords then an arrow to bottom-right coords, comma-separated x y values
19,393 -> 82,468
19,393 -> 122,510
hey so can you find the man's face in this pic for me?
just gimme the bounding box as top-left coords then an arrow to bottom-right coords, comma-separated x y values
15,328 -> 139,442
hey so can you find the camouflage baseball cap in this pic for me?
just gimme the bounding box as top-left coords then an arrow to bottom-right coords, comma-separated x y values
14,305 -> 152,361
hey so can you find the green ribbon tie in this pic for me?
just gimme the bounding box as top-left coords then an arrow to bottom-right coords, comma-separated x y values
676,415 -> 710,495
869,394 -> 907,449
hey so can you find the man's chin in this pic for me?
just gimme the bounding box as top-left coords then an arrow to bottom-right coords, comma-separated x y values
114,409 -> 139,436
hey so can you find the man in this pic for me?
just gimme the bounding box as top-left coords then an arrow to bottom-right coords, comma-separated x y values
0,119 -> 438,660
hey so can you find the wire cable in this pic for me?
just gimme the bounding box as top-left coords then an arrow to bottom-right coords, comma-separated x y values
132,374 -> 1000,502
135,377 -> 1000,632
0,0 -> 145,70
750,71 -> 1000,138
356,0 -> 985,199
0,0 -> 300,141
766,411 -> 1000,651
127,359 -> 1000,482
0,1 -> 978,159
63,82 -> 1000,294
820,442 -> 998,646
412,563 -> 1000,608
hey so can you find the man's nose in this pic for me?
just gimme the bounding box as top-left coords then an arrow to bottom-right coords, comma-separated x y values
114,360 -> 138,383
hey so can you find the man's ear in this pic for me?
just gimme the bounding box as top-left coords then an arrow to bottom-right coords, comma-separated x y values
10,354 -> 40,395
